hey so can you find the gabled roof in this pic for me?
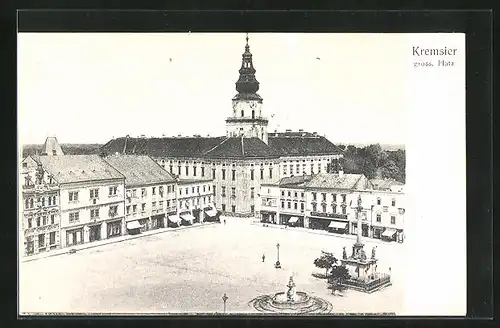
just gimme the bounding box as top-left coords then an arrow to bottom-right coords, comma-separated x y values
100,136 -> 280,159
278,175 -> 314,188
103,155 -> 175,187
369,178 -> 404,191
268,134 -> 343,156
34,155 -> 124,184
43,137 -> 64,156
303,173 -> 367,190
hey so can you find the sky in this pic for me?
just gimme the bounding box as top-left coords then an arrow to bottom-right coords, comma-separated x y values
18,33 -> 409,145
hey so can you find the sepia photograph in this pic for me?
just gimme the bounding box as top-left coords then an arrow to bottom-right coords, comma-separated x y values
17,32 -> 466,316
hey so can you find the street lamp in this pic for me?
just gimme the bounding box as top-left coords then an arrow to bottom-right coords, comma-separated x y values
275,243 -> 281,268
222,293 -> 228,314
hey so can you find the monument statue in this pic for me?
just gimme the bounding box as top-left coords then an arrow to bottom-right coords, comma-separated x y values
342,246 -> 347,259
371,246 -> 377,259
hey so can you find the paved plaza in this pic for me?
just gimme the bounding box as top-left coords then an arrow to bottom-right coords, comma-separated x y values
19,217 -> 405,315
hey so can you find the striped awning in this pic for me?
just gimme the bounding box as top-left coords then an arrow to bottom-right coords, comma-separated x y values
288,217 -> 299,223
168,215 -> 181,223
205,209 -> 217,217
382,228 -> 397,237
181,214 -> 195,222
126,221 -> 141,230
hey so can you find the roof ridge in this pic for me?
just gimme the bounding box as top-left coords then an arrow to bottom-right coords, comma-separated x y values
204,137 -> 230,155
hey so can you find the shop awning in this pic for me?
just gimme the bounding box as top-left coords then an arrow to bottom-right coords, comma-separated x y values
288,217 -> 299,223
382,228 -> 397,237
205,209 -> 217,217
180,214 -> 195,222
126,221 -> 141,230
168,215 -> 181,223
328,221 -> 348,229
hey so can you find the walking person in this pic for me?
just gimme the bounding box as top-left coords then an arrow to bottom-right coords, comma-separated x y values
262,254 -> 266,262
224,218 -> 226,225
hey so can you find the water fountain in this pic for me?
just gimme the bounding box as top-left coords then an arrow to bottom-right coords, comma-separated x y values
249,276 -> 333,314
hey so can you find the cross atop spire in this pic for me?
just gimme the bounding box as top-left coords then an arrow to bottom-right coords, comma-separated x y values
245,33 -> 249,50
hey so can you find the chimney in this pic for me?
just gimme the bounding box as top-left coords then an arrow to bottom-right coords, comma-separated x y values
285,129 -> 292,132
312,132 -> 318,136
298,129 -> 304,132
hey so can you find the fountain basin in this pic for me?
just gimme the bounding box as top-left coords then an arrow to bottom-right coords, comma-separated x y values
249,291 -> 332,314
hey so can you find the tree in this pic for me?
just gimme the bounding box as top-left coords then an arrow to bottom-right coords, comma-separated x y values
313,251 -> 338,279
329,264 -> 350,293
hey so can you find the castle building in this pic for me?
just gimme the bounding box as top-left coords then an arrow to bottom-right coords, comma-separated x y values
100,34 -> 343,217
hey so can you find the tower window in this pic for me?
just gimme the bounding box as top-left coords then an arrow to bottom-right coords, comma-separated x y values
241,110 -> 244,117
252,110 -> 255,119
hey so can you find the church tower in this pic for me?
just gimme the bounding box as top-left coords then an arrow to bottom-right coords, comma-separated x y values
226,34 -> 269,144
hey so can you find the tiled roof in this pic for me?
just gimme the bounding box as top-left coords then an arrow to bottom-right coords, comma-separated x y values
103,155 -> 175,187
279,175 -> 314,188
100,136 -> 280,159
35,155 -> 124,184
369,178 -> 404,191
268,135 -> 343,156
303,173 -> 366,190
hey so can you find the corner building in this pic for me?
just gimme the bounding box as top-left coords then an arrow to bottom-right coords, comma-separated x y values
100,35 -> 343,217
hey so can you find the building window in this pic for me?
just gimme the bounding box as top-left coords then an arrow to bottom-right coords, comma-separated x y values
69,191 -> 79,202
109,205 -> 118,217
49,232 -> 55,245
222,204 -> 226,212
38,234 -> 45,248
201,167 -> 205,177
287,191 -> 291,197
109,186 -> 118,196
392,198 -> 396,207
301,203 -> 305,211
179,188 -> 182,195
196,186 -> 200,194
212,168 -> 216,179
301,192 -> 304,198
107,221 -> 122,237
192,166 -> 196,177
322,204 -> 327,212
90,189 -> 99,199
152,201 -> 157,209
332,194 -> 337,202
185,166 -> 189,176
141,188 -> 147,197
281,190 -> 285,197
287,201 -> 291,209
178,165 -> 181,175
341,194 -> 346,203
283,165 -> 287,175
186,187 -> 189,195
133,205 -> 137,213
170,165 -> 173,173
213,185 -> 216,196
260,168 -> 264,179
342,207 -> 346,215
281,201 -> 285,208
69,212 -> 80,223
231,187 -> 236,198
141,203 -> 146,212
202,185 -> 206,193
391,216 -> 396,224
377,197 -> 381,205
296,165 -> 300,174
251,187 -> 255,199
312,203 -> 317,212
90,209 -> 100,219
294,202 -> 298,210
28,218 -> 32,228
322,193 -> 326,202
294,192 -> 298,198
232,170 -> 236,181
29,198 -> 34,208
251,205 -> 255,213
36,217 -> 40,226
377,214 -> 381,222
232,205 -> 236,213
250,169 -> 254,180
312,193 -> 317,201
269,168 -> 273,179
126,205 -> 130,214
25,199 -> 29,209
332,204 -> 337,213
222,169 -> 226,180
222,186 -> 226,197
48,196 -> 52,206
241,110 -> 244,117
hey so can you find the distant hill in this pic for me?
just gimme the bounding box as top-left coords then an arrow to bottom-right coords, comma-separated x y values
22,144 -> 102,158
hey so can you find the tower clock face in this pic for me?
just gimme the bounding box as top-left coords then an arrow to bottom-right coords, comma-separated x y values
249,102 -> 256,109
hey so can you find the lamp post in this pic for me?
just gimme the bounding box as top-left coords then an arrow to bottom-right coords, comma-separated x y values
275,243 -> 281,268
222,293 -> 228,314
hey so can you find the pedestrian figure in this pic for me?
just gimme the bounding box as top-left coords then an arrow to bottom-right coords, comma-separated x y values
224,219 -> 226,225
262,254 -> 266,262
